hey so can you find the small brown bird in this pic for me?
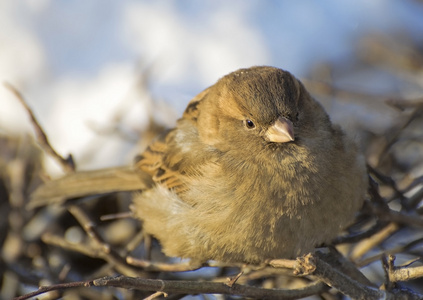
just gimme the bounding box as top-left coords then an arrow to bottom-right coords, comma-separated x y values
31,66 -> 367,264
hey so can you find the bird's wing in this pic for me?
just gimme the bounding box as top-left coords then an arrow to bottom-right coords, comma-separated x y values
134,88 -> 210,197
134,131 -> 188,195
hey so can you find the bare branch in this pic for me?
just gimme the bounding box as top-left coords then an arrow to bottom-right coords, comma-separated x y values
92,275 -> 326,299
295,253 -> 386,300
3,82 -> 75,173
13,280 -> 93,300
387,255 -> 423,283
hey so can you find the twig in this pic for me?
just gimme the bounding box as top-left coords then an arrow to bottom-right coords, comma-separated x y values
100,211 -> 133,221
355,237 -> 423,267
386,97 -> 423,111
225,270 -> 244,287
3,82 -> 75,173
295,253 -> 385,299
126,256 -> 204,272
401,175 -> 423,193
13,280 -> 93,300
367,171 -> 394,206
351,222 -> 400,263
407,186 -> 423,210
144,291 -> 168,300
42,232 -> 102,257
92,275 -> 326,299
267,258 -> 298,270
332,219 -> 388,245
387,255 -> 423,283
41,232 -> 144,277
219,267 -> 294,285
370,206 -> 423,228
308,253 -> 423,299
41,215 -> 209,274
317,248 -> 375,287
66,205 -> 145,277
13,275 -> 328,300
125,230 -> 145,253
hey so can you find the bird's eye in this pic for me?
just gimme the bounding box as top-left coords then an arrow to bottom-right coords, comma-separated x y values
245,119 -> 256,129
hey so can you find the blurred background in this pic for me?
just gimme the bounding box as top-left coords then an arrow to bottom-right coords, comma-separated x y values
2,0 -> 423,173
2,1 -> 423,299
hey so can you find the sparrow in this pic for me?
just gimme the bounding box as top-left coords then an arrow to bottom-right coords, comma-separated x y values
31,66 -> 367,264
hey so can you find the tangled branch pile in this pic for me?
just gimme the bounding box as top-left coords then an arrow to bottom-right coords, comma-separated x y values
2,33 -> 423,299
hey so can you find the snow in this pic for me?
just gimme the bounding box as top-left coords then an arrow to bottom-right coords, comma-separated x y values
1,0 -> 422,173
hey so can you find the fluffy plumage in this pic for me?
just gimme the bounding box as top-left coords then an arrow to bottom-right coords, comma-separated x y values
31,66 -> 367,264
132,66 -> 367,263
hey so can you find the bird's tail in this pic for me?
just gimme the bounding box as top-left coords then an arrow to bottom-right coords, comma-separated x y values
29,166 -> 152,209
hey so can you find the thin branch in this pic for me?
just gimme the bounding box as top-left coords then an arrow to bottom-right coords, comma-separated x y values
92,275 -> 326,299
14,275 -> 327,300
268,258 -> 298,270
332,219 -> 389,245
126,256 -> 205,272
13,280 -> 93,300
66,205 -> 145,277
385,97 -> 423,110
356,237 -> 423,267
351,223 -> 400,263
317,248 -> 375,287
386,255 -> 423,283
370,206 -> 423,228
407,185 -> 423,210
3,82 -> 75,173
295,253 -> 386,300
379,107 -> 421,162
390,263 -> 423,282
144,291 -> 168,300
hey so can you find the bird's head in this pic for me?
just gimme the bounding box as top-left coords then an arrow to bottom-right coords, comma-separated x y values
192,66 -> 328,154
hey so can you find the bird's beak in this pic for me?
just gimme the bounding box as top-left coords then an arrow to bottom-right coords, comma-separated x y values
265,116 -> 295,143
